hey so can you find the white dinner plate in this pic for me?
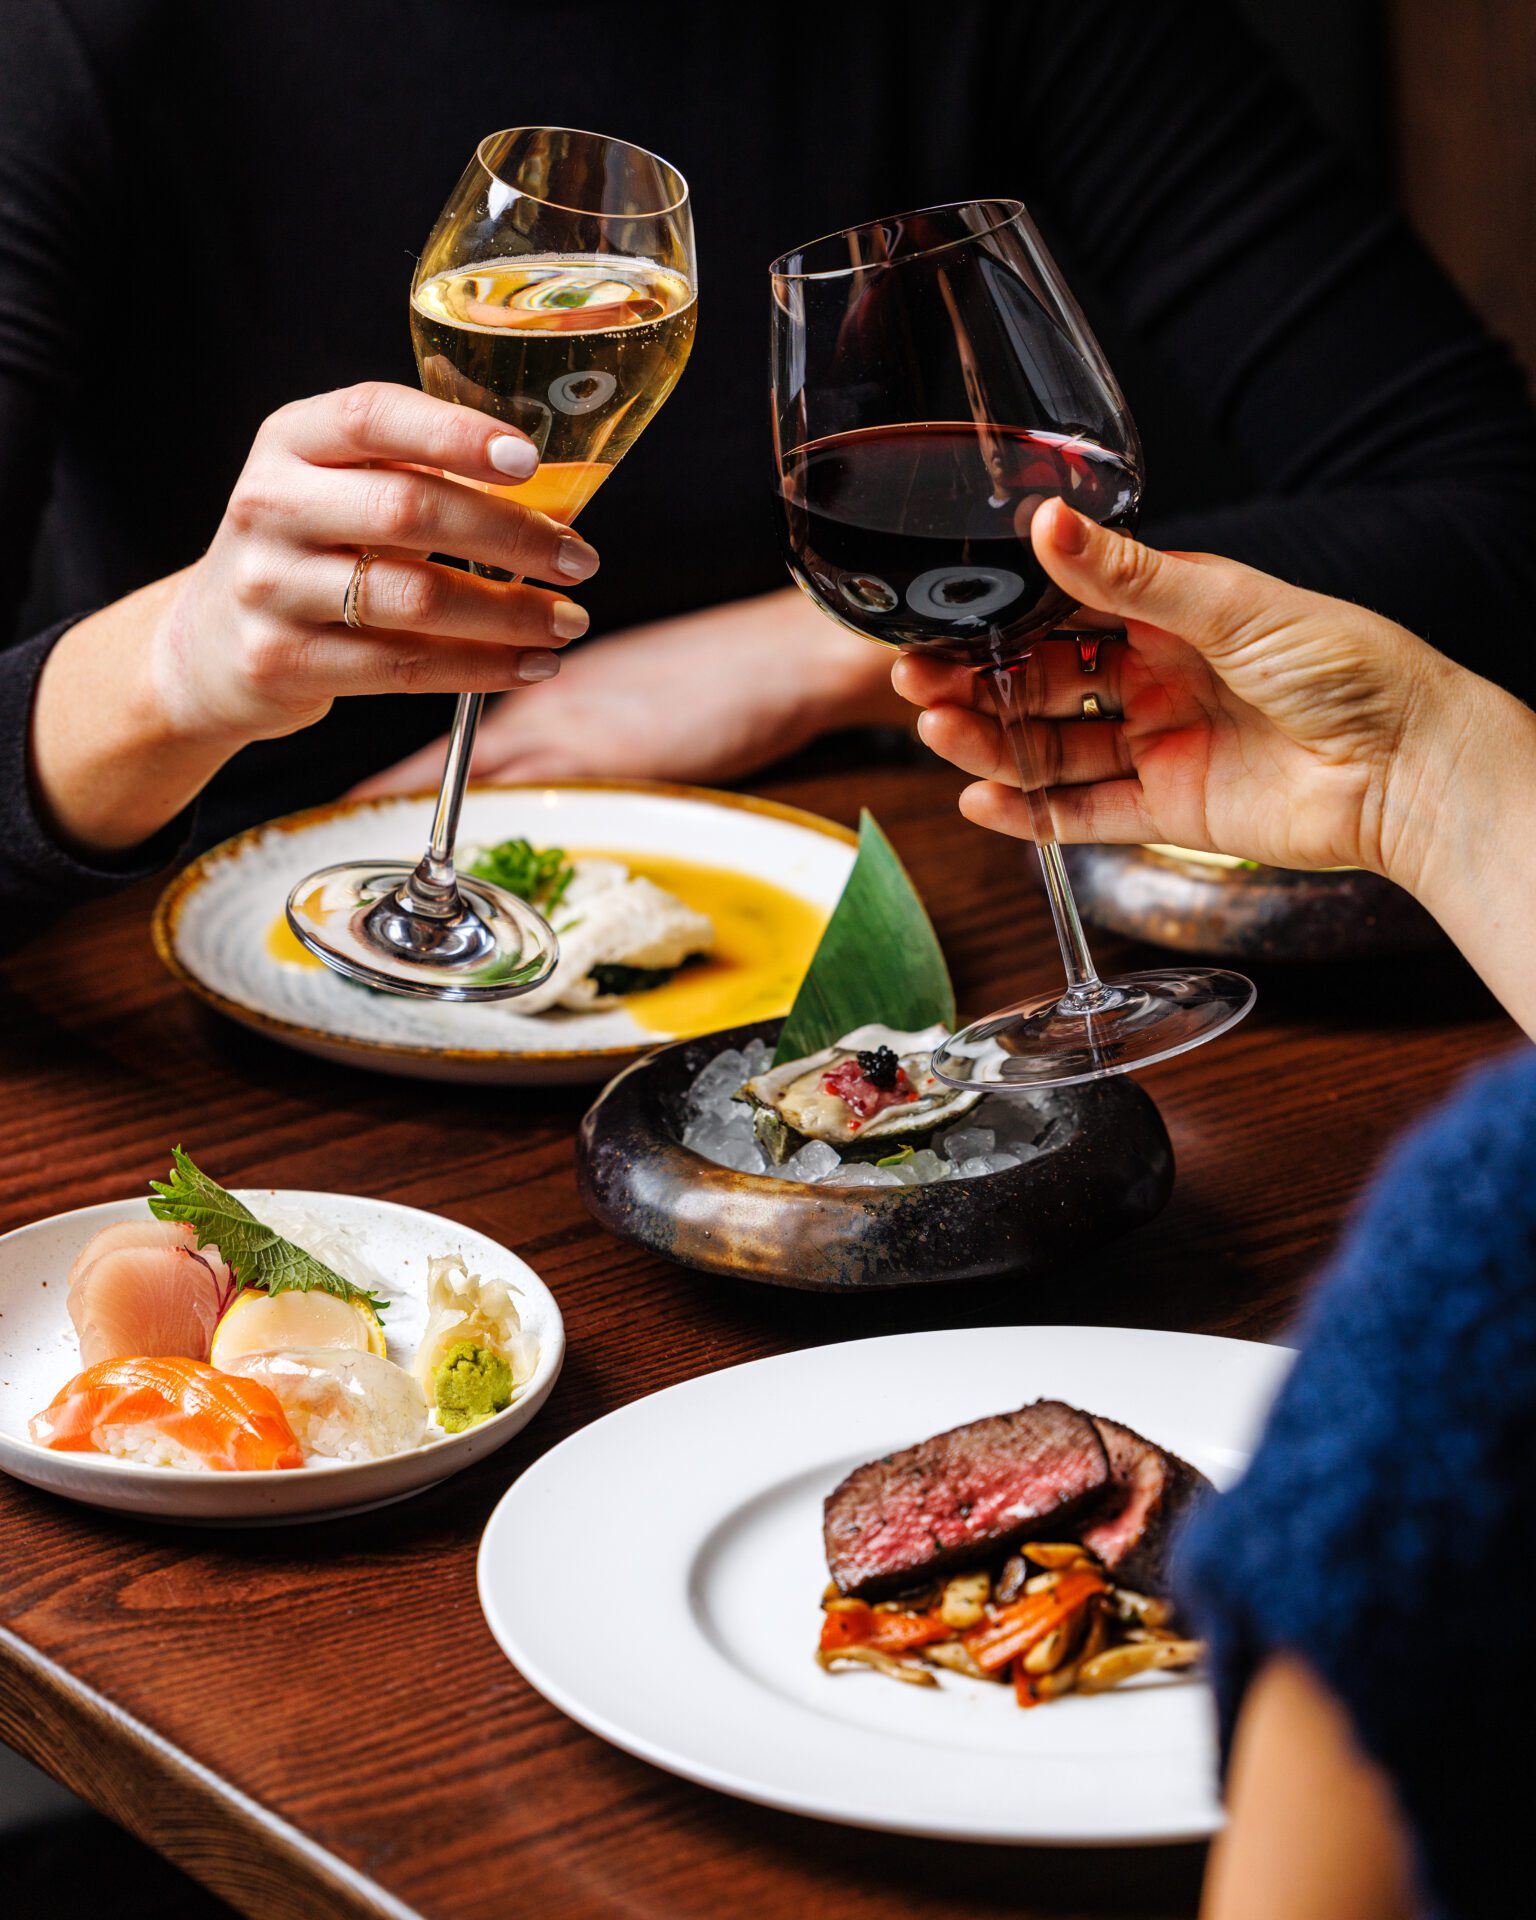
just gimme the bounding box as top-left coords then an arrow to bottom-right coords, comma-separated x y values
0,1192 -> 564,1525
478,1324 -> 1292,1845
154,781 -> 855,1084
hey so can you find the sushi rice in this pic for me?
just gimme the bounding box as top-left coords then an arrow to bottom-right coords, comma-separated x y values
226,1350 -> 428,1464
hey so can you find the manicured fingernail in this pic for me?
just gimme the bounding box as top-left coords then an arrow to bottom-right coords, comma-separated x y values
916,710 -> 937,743
518,650 -> 561,682
488,434 -> 538,479
550,600 -> 590,640
554,534 -> 600,580
1049,499 -> 1090,554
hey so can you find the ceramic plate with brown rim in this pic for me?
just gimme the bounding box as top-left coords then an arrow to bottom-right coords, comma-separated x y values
154,781 -> 855,1084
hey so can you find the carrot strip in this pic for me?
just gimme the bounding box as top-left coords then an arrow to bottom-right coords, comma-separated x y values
962,1570 -> 1107,1673
1013,1658 -> 1042,1708
819,1604 -> 951,1655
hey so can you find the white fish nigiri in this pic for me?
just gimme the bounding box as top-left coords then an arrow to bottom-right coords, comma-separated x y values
224,1350 -> 426,1462
67,1220 -> 233,1367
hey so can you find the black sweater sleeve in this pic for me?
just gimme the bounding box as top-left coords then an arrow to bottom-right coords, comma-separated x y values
1007,0 -> 1536,689
0,4 -> 196,931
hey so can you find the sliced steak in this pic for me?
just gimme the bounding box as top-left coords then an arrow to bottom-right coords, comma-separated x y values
1076,1414 -> 1213,1593
824,1399 -> 1111,1598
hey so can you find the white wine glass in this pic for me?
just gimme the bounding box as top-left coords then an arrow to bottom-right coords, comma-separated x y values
288,127 -> 696,998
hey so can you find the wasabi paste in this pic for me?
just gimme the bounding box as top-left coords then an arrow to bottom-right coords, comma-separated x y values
433,1339 -> 513,1433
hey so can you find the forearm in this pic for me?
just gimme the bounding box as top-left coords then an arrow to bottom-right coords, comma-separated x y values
1387,664 -> 1536,1037
29,570 -> 239,855
634,585 -> 911,732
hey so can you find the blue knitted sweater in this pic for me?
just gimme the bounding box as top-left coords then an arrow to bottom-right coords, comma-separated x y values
1174,1047 -> 1536,1919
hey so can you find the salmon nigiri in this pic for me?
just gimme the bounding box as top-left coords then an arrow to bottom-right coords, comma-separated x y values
68,1220 -> 233,1366
29,1356 -> 304,1471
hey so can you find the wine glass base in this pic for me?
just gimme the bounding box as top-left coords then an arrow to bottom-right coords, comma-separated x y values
286,862 -> 560,1002
931,967 -> 1256,1090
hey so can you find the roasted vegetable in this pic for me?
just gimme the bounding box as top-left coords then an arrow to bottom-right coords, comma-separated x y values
816,1540 -> 1200,1709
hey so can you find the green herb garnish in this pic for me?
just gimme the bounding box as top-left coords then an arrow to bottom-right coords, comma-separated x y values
876,1145 -> 916,1168
465,837 -> 575,914
773,811 -> 956,1066
148,1148 -> 387,1315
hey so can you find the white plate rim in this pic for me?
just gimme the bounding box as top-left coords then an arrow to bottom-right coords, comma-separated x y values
0,1190 -> 565,1522
477,1324 -> 1294,1846
152,778 -> 858,1071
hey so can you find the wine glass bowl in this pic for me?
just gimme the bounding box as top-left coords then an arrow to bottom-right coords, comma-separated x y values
770,200 -> 1253,1088
287,129 -> 695,999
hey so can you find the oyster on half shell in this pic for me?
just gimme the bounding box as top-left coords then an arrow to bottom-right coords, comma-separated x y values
736,1023 -> 985,1164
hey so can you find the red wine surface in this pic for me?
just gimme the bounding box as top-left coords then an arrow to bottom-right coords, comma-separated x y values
779,422 -> 1140,665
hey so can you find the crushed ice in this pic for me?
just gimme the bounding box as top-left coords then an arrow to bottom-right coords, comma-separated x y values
680,1037 -> 1047,1187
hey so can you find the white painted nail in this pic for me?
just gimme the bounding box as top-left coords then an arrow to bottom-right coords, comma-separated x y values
488,434 -> 538,479
554,535 -> 600,580
550,600 -> 590,640
518,650 -> 561,682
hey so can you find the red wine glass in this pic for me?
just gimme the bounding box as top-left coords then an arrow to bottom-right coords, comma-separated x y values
770,200 -> 1254,1088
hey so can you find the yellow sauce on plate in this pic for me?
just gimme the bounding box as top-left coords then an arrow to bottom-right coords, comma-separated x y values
264,852 -> 828,1036
566,851 -> 826,1035
266,915 -> 324,968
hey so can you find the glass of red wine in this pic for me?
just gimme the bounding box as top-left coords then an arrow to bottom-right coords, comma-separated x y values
770,200 -> 1254,1088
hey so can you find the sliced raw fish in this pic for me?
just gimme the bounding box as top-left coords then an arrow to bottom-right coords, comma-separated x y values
68,1219 -> 201,1293
68,1223 -> 233,1366
29,1356 -> 304,1471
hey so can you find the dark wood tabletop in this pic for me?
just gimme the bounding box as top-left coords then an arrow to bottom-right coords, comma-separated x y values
0,758 -> 1514,1920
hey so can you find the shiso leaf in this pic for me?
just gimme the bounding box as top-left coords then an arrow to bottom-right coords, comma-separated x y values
772,812 -> 956,1067
148,1148 -> 387,1315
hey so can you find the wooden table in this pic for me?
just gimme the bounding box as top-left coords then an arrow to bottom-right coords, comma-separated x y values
0,760 -> 1513,1920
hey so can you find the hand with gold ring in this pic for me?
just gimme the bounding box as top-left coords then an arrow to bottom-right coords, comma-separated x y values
30,381 -> 599,857
890,495 -> 1533,895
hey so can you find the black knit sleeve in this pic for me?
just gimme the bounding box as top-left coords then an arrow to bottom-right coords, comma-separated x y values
1008,0 -> 1536,693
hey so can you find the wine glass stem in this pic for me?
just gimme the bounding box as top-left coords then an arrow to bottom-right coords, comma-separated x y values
403,689 -> 483,916
990,661 -> 1106,1012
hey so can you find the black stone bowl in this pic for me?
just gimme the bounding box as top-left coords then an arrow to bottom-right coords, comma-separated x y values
1062,844 -> 1445,962
575,1020 -> 1174,1292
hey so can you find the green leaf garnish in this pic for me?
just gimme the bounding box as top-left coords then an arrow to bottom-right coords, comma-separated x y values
148,1148 -> 386,1315
875,1145 -> 916,1168
465,838 -> 575,914
773,811 -> 956,1066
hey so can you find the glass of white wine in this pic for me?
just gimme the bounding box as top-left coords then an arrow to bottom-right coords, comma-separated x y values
287,127 -> 697,998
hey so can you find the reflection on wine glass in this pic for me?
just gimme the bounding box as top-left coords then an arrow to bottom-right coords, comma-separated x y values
288,128 -> 696,999
770,200 -> 1254,1087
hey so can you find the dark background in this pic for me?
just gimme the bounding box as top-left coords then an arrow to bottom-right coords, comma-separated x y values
4,2 -> 1533,1915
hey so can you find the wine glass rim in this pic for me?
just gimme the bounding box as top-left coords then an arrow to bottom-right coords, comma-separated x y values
770,198 -> 1026,281
475,126 -> 691,219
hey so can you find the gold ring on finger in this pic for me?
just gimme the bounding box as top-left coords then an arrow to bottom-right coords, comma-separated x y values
342,549 -> 378,630
1081,692 -> 1118,720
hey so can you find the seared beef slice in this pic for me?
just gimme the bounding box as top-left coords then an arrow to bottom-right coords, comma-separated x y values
824,1399 -> 1111,1598
1076,1413 -> 1213,1592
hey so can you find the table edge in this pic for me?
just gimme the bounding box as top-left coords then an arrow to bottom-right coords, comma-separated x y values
0,1626 -> 418,1920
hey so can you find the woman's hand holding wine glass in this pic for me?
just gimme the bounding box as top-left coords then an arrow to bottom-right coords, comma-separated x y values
32,382 -> 595,853
896,496 -> 1475,885
898,495 -> 1536,1037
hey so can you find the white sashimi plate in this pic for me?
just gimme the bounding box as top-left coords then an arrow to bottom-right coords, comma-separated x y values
479,1325 -> 1292,1846
154,781 -> 856,1084
0,1192 -> 563,1525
